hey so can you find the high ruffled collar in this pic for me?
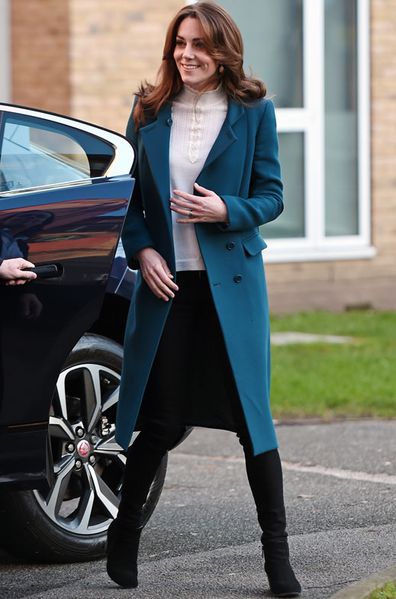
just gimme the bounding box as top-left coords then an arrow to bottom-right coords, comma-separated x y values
177,83 -> 226,106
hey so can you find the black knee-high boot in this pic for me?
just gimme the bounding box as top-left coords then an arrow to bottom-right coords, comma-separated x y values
107,433 -> 163,587
107,425 -> 184,588
243,446 -> 301,597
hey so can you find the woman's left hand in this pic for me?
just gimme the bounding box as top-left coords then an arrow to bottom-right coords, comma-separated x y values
170,183 -> 228,224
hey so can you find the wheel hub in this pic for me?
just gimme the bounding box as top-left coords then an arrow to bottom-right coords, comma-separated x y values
76,439 -> 92,459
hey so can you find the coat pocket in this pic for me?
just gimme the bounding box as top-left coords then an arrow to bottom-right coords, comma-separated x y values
242,233 -> 267,256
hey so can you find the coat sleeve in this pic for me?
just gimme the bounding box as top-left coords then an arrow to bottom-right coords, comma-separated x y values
220,99 -> 283,232
121,103 -> 155,269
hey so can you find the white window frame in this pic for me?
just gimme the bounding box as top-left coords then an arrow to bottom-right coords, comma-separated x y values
0,0 -> 11,103
267,0 -> 373,263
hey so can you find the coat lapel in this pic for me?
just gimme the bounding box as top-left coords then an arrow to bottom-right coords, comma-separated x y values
139,103 -> 173,230
200,100 -> 245,172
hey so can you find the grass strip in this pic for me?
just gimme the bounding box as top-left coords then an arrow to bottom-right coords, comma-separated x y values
269,311 -> 396,419
366,581 -> 396,599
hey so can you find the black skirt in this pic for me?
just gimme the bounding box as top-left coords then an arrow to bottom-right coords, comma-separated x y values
137,271 -> 245,432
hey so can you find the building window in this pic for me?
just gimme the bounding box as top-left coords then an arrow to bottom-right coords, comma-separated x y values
324,0 -> 358,237
220,0 -> 372,262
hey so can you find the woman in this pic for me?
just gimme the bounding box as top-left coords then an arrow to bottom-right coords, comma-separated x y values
108,2 -> 301,596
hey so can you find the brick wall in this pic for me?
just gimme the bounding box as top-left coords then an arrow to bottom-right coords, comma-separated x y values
11,0 -> 71,114
11,0 -> 182,129
69,0 -> 182,132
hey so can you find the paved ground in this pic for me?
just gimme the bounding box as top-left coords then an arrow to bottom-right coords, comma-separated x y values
1,420 -> 395,599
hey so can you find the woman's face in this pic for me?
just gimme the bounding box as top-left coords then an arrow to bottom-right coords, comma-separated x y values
173,17 -> 219,92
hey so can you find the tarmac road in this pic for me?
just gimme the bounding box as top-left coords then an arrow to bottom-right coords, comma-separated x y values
1,419 -> 395,599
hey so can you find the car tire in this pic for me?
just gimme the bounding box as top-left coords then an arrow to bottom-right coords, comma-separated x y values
0,333 -> 167,563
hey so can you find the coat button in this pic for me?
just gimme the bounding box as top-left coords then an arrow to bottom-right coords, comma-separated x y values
226,242 -> 235,250
233,274 -> 242,283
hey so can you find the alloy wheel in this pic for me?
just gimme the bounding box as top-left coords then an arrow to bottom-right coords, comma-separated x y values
33,362 -> 132,535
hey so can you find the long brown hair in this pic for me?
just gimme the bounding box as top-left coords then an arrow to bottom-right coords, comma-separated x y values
133,1 -> 266,128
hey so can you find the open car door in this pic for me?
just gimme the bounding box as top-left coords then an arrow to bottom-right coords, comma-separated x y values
0,104 -> 135,488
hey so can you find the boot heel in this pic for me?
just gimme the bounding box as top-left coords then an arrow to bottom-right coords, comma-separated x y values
262,540 -> 302,597
106,519 -> 141,588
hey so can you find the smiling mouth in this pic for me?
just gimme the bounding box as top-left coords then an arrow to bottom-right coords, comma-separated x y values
181,64 -> 200,70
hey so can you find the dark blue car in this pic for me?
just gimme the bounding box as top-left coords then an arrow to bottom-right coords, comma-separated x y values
0,104 -> 167,563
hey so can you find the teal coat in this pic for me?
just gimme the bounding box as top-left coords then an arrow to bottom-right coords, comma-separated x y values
116,96 -> 283,456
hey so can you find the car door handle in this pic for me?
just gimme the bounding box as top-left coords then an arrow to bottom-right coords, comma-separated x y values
26,264 -> 63,279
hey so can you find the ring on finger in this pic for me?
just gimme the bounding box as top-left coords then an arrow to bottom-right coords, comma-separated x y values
188,208 -> 194,219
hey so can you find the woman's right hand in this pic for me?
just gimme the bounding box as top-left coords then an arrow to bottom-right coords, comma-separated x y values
136,247 -> 178,301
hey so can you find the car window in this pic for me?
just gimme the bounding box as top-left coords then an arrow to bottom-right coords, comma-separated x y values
0,113 -> 116,193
